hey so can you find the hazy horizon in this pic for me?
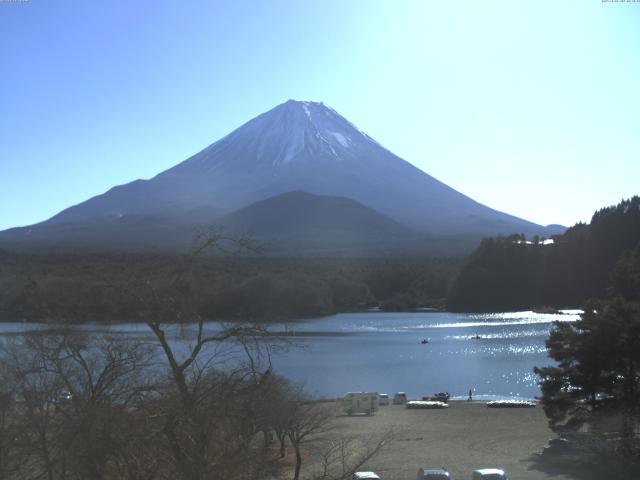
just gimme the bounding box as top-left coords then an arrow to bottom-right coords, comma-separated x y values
1,0 -> 639,231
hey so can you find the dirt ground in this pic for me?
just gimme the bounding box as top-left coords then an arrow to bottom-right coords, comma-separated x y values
330,401 -> 574,480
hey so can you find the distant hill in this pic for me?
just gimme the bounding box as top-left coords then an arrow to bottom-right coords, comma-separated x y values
449,196 -> 640,311
217,191 -> 420,254
0,100 -> 563,254
219,191 -> 412,236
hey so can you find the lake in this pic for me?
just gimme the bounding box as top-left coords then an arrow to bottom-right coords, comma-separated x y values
0,310 -> 579,400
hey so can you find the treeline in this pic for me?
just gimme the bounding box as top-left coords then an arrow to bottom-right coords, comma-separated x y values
0,251 -> 461,322
449,196 -> 640,311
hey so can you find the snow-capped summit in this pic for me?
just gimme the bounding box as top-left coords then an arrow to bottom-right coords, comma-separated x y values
19,100 -> 561,240
167,100 -> 377,173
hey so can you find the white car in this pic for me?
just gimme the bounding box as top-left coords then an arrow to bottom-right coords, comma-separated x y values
352,472 -> 381,480
472,468 -> 507,480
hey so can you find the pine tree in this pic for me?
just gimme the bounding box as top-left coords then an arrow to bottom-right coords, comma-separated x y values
535,298 -> 640,452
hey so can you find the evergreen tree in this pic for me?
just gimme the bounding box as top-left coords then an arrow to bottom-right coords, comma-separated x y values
535,297 -> 640,451
450,196 -> 640,311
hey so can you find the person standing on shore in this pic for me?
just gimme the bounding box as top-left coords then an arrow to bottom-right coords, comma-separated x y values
468,389 -> 473,401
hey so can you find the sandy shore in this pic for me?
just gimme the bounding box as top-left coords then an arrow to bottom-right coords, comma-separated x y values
331,401 -> 573,480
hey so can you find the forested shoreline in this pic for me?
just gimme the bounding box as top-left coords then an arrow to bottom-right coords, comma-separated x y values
449,196 -> 640,312
0,251 -> 459,323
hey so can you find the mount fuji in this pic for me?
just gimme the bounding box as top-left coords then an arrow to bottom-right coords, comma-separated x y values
0,100 -> 563,254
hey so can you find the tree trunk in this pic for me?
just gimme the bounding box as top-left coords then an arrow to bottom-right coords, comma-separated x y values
293,445 -> 302,480
279,435 -> 286,458
262,429 -> 272,448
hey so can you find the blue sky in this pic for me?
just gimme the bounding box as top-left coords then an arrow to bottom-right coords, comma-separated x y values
1,0 -> 639,230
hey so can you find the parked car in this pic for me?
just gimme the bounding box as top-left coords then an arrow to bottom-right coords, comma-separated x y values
472,468 -> 507,480
378,393 -> 390,406
393,392 -> 407,404
416,467 -> 451,479
432,392 -> 450,403
352,471 -> 381,480
422,392 -> 450,403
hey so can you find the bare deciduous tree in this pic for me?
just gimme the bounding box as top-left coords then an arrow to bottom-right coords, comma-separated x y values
1,331 -> 156,480
286,398 -> 337,480
312,432 -> 394,480
121,234 -> 283,480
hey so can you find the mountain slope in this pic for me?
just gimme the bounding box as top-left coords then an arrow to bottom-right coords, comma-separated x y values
0,215 -> 197,252
0,191 -> 481,255
40,100 -> 557,237
0,100 -> 564,253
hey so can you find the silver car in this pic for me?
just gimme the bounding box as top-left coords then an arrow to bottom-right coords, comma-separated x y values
416,467 -> 451,480
472,468 -> 507,480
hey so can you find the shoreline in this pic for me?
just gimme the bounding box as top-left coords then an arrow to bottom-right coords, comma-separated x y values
0,305 -> 582,326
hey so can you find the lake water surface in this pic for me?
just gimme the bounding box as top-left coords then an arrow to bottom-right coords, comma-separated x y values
0,310 -> 579,400
269,310 -> 580,400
